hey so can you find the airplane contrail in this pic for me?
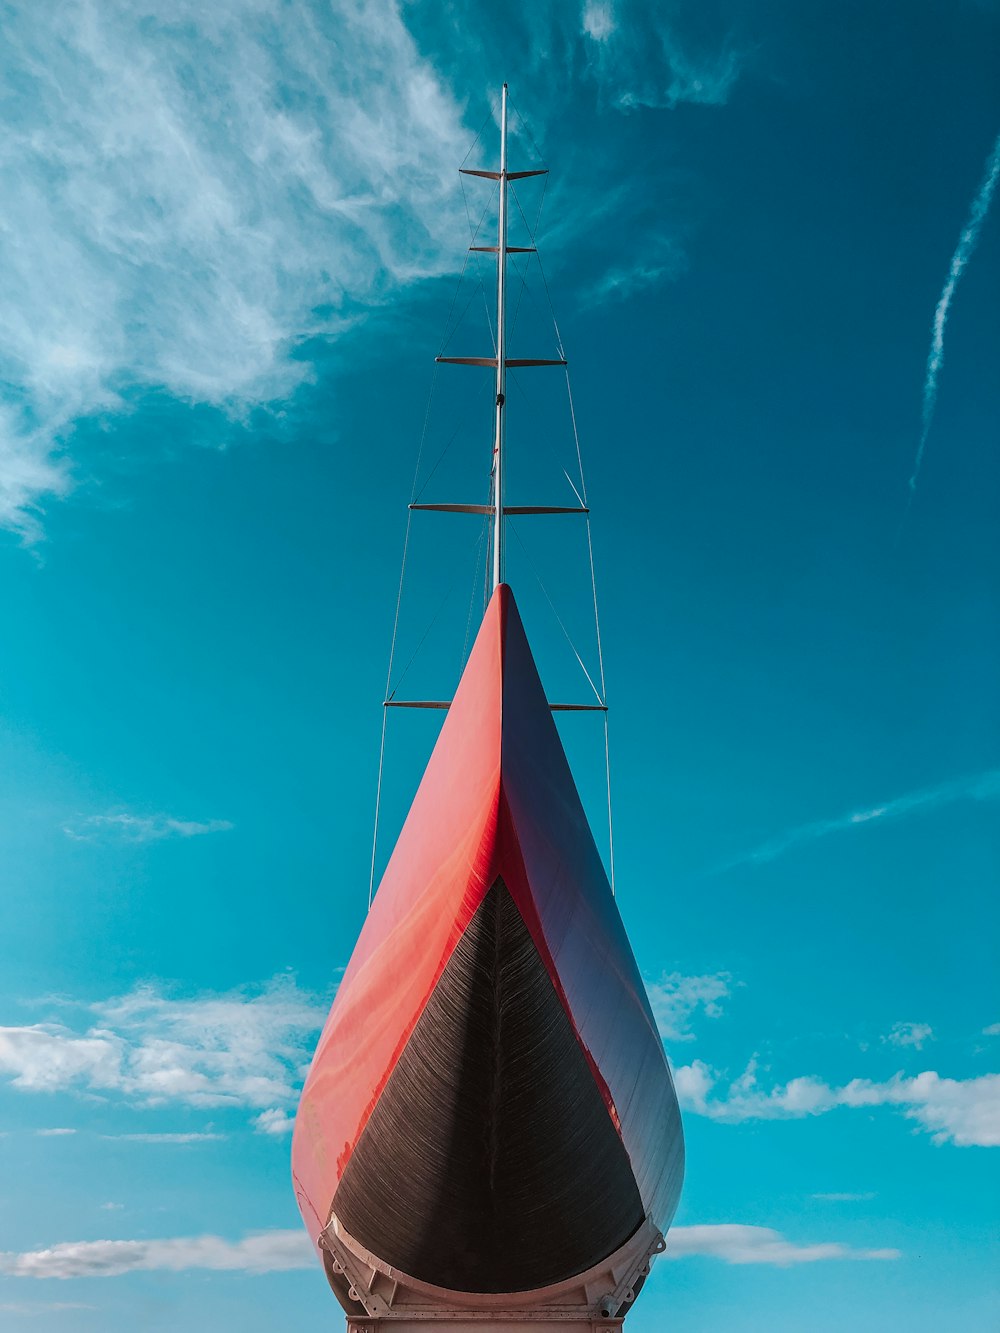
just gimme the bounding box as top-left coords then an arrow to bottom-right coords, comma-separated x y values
715,766 -> 1000,872
906,128 -> 1000,504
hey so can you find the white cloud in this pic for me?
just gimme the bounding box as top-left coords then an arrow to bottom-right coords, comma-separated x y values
983,1023 -> 1000,1037
671,1058 -> 716,1114
253,1108 -> 294,1137
646,971 -> 733,1042
0,977 -> 325,1122
885,1021 -> 934,1050
666,1224 -> 899,1265
721,767 -> 1000,870
103,1132 -> 224,1144
0,1026 -> 124,1094
674,1060 -> 1000,1146
62,812 -> 233,843
582,1 -> 616,43
0,1230 -> 313,1279
0,0 -> 471,540
34,1128 -> 76,1137
811,1192 -> 876,1202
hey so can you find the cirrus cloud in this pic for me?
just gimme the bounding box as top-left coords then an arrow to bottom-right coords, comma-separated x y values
61,812 -> 233,843
718,767 -> 1000,871
0,0 -> 471,541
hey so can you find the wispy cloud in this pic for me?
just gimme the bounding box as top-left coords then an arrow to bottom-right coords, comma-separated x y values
906,128 -> 1000,504
719,767 -> 1000,870
0,2 -> 750,542
0,1304 -> 95,1317
666,1224 -> 899,1265
811,1192 -> 876,1203
61,812 -> 233,843
645,971 -> 733,1042
674,1058 -> 1000,1146
0,1230 -> 313,1280
0,0 -> 471,541
34,1128 -> 76,1137
580,1 -> 744,110
102,1132 -> 224,1144
0,1223 -> 897,1279
984,1023 -> 1000,1037
578,237 -> 687,307
0,977 -> 325,1124
885,1021 -> 934,1051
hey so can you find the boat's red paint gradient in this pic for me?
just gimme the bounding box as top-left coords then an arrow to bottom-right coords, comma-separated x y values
292,584 -> 683,1276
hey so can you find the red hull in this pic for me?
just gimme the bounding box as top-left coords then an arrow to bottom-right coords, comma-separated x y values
293,585 -> 683,1299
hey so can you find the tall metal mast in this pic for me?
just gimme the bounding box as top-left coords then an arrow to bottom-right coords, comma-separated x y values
432,86 -> 567,591
492,83 -> 509,592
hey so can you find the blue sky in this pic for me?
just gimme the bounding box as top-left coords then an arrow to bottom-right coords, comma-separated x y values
1,1 -> 998,1329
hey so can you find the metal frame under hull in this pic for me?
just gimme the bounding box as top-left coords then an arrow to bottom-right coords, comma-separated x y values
324,1212 -> 666,1330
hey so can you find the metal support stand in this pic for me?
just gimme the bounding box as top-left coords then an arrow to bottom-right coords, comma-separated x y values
322,1213 -> 666,1333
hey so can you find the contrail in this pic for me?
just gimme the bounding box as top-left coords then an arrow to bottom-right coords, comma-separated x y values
906,129 -> 1000,506
715,766 -> 1000,872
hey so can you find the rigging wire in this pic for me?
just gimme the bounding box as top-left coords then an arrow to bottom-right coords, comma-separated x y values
370,100 -> 503,911
509,177 -> 549,259
413,375 -> 494,504
508,523 -> 604,706
370,94 -> 620,906
461,513 -> 491,671
562,362 -> 615,883
509,517 -> 617,896
439,261 -> 491,358
448,180 -> 498,357
522,225 -> 617,889
369,490 -> 416,910
459,171 -> 499,245
387,520 -> 489,701
603,712 -> 617,898
438,251 -> 475,356
459,171 -> 501,352
509,96 -> 545,166
368,706 -> 390,911
369,520 -> 490,908
461,101 -> 498,169
508,178 -> 550,331
529,243 -> 607,703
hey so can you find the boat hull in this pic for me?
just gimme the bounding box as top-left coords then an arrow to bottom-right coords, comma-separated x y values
292,585 -> 683,1313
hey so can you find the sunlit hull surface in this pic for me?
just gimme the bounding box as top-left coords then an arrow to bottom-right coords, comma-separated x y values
292,585 -> 683,1312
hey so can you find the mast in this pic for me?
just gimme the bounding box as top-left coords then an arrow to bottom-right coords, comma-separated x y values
492,82 -> 509,592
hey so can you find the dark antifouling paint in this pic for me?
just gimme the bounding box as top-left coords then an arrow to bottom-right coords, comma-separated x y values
333,879 -> 644,1292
